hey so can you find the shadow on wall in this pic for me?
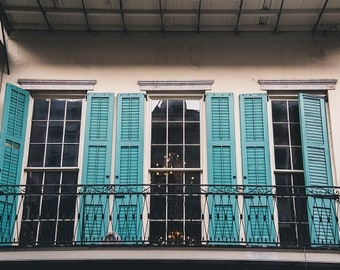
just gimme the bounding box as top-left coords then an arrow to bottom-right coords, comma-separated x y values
9,31 -> 339,68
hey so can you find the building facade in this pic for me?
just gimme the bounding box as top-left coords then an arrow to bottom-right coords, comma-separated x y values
0,0 -> 340,269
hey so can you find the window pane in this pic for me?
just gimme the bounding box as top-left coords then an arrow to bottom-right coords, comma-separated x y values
30,121 -> 47,143
66,100 -> 82,120
185,146 -> 200,168
150,172 -> 166,219
23,172 -> 43,220
290,123 -> 301,146
168,123 -> 183,144
273,123 -> 289,145
272,101 -> 287,122
292,147 -> 303,170
185,100 -> 200,121
28,144 -> 45,167
185,123 -> 200,144
57,221 -> 74,243
50,100 -> 65,120
45,144 -> 62,167
47,121 -> 64,143
63,144 -> 79,167
65,121 -> 81,143
151,122 -> 166,144
288,101 -> 299,122
168,100 -> 183,121
168,146 -> 183,168
152,100 -> 166,121
39,221 -> 56,244
274,147 -> 291,169
151,146 -> 166,168
32,99 -> 49,120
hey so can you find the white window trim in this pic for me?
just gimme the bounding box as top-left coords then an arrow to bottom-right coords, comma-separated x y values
258,79 -> 337,91
138,80 -> 213,93
18,79 -> 96,98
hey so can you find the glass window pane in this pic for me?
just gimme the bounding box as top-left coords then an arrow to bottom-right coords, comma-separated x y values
273,123 -> 289,145
45,144 -> 62,167
57,221 -> 74,243
63,144 -> 79,167
185,100 -> 200,121
28,144 -> 45,167
272,101 -> 288,122
151,146 -> 166,168
168,146 -> 183,168
65,121 -> 81,143
30,121 -> 47,143
290,123 -> 301,146
168,100 -> 183,121
32,99 -> 49,120
185,123 -> 200,144
168,123 -> 183,144
47,121 -> 64,143
151,122 -> 166,144
39,221 -> 56,244
292,147 -> 303,170
150,173 -> 166,219
152,100 -> 166,121
274,147 -> 291,169
185,146 -> 200,168
19,221 -> 38,246
66,100 -> 82,120
50,100 -> 65,120
289,101 -> 299,123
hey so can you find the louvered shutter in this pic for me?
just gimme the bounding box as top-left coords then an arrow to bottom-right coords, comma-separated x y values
206,93 -> 238,244
114,94 -> 144,244
79,93 -> 114,243
0,83 -> 29,245
299,94 -> 338,245
239,94 -> 276,245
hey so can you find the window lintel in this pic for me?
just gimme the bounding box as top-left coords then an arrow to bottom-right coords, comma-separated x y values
258,79 -> 337,91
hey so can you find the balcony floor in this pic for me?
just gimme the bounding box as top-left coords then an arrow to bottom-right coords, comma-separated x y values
1,245 -> 340,269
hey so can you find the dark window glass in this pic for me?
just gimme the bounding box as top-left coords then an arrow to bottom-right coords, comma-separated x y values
50,100 -> 65,120
185,146 -> 200,168
45,144 -> 62,167
290,123 -> 301,146
289,101 -> 299,122
28,144 -> 45,167
273,123 -> 289,145
151,146 -> 166,168
168,100 -> 183,121
272,101 -> 287,122
152,100 -> 167,121
66,100 -> 82,120
65,121 -> 81,143
63,144 -> 79,167
185,123 -> 200,144
292,147 -> 303,170
32,100 -> 49,120
274,147 -> 291,169
47,121 -> 64,143
30,121 -> 47,143
185,100 -> 200,121
151,122 -> 166,144
168,123 -> 183,144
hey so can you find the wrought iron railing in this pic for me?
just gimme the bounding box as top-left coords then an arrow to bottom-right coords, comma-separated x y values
0,184 -> 339,248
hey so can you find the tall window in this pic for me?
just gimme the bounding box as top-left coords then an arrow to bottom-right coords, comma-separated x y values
20,98 -> 82,245
149,99 -> 201,245
271,99 -> 309,246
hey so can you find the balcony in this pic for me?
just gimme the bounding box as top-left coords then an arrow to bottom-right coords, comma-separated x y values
0,184 -> 339,249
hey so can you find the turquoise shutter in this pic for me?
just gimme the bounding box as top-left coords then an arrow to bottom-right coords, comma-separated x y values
239,94 -> 276,245
299,94 -> 338,245
114,94 -> 144,244
206,93 -> 238,244
0,83 -> 29,245
79,93 -> 114,243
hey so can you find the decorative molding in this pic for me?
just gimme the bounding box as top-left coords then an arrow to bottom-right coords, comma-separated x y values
18,79 -> 97,91
258,79 -> 337,91
138,80 -> 214,92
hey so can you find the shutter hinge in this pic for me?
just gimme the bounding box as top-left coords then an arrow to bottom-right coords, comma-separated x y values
324,95 -> 328,103
144,94 -> 148,100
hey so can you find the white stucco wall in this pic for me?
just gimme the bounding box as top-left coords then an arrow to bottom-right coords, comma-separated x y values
1,31 -> 340,185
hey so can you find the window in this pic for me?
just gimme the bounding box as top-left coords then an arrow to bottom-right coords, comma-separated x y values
260,79 -> 338,246
271,99 -> 309,246
20,98 -> 82,245
149,99 -> 201,245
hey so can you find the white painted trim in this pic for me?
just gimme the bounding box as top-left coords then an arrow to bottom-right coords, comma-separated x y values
138,80 -> 214,92
258,79 -> 337,91
1,247 -> 340,265
18,79 -> 97,91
